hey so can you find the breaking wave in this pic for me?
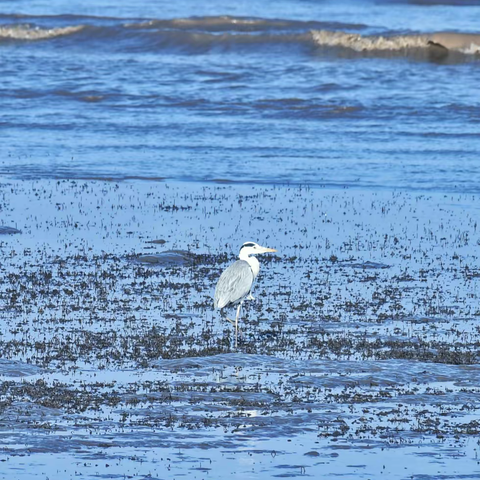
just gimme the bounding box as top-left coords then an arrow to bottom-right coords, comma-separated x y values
311,29 -> 480,56
311,30 -> 428,51
0,14 -> 478,59
0,24 -> 84,41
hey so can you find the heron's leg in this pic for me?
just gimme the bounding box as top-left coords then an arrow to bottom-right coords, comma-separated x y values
225,317 -> 235,325
234,303 -> 242,348
246,293 -> 255,301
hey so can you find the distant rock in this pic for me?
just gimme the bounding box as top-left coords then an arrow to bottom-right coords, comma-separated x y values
0,226 -> 21,235
0,359 -> 41,377
342,260 -> 390,269
137,249 -> 193,266
146,239 -> 167,245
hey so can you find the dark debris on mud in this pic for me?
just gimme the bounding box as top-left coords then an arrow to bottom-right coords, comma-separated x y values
0,180 -> 480,463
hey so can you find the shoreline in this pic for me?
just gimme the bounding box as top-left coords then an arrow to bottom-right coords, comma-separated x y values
3,174 -> 480,197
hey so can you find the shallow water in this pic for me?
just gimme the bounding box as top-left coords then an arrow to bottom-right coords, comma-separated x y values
1,180 -> 480,478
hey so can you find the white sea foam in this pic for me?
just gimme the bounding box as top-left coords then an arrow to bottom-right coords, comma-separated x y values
311,30 -> 429,52
311,29 -> 480,55
0,24 -> 83,41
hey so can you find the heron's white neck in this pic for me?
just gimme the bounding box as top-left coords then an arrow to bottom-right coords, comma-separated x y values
239,251 -> 260,278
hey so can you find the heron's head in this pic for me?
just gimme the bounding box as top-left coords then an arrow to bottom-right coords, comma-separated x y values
239,241 -> 276,258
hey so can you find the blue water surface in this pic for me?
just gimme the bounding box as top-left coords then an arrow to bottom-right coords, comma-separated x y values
0,0 -> 479,192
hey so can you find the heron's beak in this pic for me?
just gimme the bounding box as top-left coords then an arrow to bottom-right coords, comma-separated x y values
260,246 -> 277,253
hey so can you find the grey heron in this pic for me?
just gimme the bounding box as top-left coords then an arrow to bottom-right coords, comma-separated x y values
214,241 -> 277,347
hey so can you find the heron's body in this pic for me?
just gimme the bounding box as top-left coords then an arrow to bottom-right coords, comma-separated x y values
214,260 -> 254,309
214,242 -> 276,347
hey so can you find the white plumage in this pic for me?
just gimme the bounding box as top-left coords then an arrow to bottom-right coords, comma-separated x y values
214,241 -> 276,347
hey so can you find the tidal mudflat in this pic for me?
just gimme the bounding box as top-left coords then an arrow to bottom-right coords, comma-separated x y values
1,179 -> 480,479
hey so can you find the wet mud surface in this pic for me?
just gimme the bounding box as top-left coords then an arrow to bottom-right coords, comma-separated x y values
1,180 -> 480,479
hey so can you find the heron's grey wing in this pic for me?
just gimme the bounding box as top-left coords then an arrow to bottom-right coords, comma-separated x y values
214,260 -> 254,309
